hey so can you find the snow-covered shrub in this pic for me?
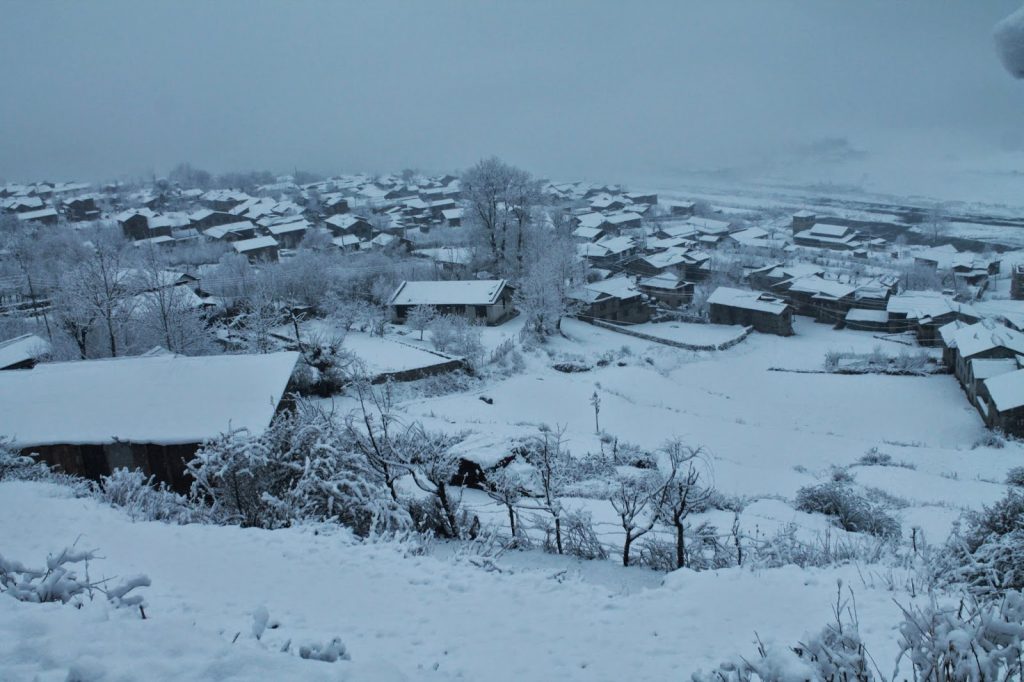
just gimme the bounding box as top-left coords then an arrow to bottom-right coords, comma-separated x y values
99,468 -> 203,524
550,509 -> 608,560
750,524 -> 888,569
934,490 -> 1024,596
293,335 -> 357,397
974,431 -> 1008,450
855,448 -> 916,470
429,314 -> 483,366
298,637 -> 351,663
486,337 -> 524,377
638,536 -> 677,572
187,402 -> 409,536
857,448 -> 891,467
693,583 -> 874,682
1007,466 -> 1024,488
0,439 -> 43,481
893,592 -> 1024,682
795,482 -> 901,538
0,439 -> 96,495
0,546 -> 149,609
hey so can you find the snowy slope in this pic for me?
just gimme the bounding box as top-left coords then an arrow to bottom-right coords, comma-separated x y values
0,481 -> 909,682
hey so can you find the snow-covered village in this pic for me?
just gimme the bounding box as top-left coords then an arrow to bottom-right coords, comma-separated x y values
4,3 -> 1024,681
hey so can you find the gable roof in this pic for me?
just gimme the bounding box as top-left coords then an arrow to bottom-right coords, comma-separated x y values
232,236 -> 279,253
389,279 -> 508,307
0,352 -> 299,447
952,321 -> 1024,359
984,369 -> 1024,412
708,287 -> 790,315
0,334 -> 51,369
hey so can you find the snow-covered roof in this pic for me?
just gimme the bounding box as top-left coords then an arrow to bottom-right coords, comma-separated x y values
887,291 -> 978,321
580,276 -> 640,300
576,212 -> 606,230
331,235 -> 363,248
204,221 -> 255,239
707,287 -> 789,314
808,223 -> 851,238
784,275 -> 855,300
16,208 -> 59,222
0,334 -> 51,369
389,279 -> 508,307
793,210 -> 816,218
639,272 -> 686,290
685,217 -> 731,234
845,308 -> 889,324
0,352 -> 299,447
441,208 -> 464,221
952,321 -> 1024,359
414,247 -> 472,265
984,369 -> 1024,412
604,212 -> 642,226
970,357 -> 1020,381
232,236 -> 278,253
266,219 -> 309,235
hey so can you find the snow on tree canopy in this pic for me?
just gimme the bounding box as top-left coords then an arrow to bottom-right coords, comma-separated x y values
995,4 -> 1024,79
0,351 -> 298,447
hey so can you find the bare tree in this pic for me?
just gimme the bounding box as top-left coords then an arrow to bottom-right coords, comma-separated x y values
59,231 -> 135,357
486,465 -> 526,539
406,304 -> 437,341
609,471 -> 664,567
655,440 -> 713,570
515,211 -> 582,339
461,157 -> 540,276
519,425 -> 569,554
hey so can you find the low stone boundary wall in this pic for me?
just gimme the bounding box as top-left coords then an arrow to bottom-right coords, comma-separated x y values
589,319 -> 753,351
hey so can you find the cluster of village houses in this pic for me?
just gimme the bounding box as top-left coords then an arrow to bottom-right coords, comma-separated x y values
5,172 -> 1024,490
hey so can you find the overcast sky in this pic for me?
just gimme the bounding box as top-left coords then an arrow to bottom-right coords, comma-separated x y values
1,1 -> 1021,188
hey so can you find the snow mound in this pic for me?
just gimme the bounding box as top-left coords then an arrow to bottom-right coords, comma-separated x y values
995,4 -> 1024,79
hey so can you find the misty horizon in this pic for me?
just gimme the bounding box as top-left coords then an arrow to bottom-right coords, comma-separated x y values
2,1 -> 1023,199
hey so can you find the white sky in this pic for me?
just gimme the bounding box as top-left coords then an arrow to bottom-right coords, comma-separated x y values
1,1 -> 1022,190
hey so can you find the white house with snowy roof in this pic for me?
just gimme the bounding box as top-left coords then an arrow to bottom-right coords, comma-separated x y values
0,351 -> 299,491
389,279 -> 515,325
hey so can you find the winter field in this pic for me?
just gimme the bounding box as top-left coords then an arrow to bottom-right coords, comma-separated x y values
4,316 -> 1021,681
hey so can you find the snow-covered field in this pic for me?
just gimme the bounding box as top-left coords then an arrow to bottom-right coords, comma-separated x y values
0,481 -> 908,682
3,315 -> 1021,681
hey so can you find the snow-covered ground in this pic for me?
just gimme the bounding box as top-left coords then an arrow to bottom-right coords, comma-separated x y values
0,481 -> 910,682
3,315 -> 1021,680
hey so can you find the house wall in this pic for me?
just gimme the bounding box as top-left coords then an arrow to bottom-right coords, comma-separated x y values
27,442 -> 198,493
709,303 -> 793,336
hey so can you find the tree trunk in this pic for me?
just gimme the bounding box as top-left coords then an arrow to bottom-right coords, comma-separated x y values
622,533 -> 633,567
436,482 -> 459,538
675,520 -> 686,569
554,515 -> 563,554
507,505 -> 516,537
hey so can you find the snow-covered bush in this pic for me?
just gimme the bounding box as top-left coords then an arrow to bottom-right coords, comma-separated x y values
693,583 -> 874,682
795,482 -> 901,538
0,439 -> 96,495
973,431 -> 1007,450
298,637 -> 351,663
187,402 -> 409,536
0,545 -> 149,610
0,439 -> 43,481
893,592 -> 1024,682
429,314 -> 483,366
750,524 -> 888,569
292,335 -> 357,397
934,490 -> 1024,596
1007,466 -> 1024,488
99,468 -> 204,524
553,509 -> 608,560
